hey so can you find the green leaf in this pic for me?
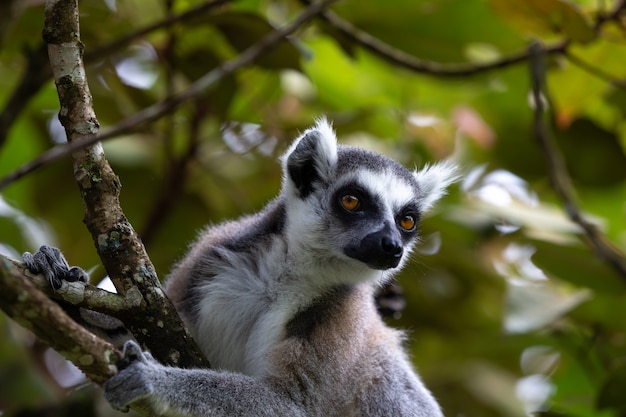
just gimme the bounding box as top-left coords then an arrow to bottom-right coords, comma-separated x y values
333,0 -> 524,63
554,119 -> 626,186
489,0 -> 594,42
210,12 -> 303,71
531,240 -> 626,293
598,362 -> 626,412
175,47 -> 237,119
557,0 -> 594,42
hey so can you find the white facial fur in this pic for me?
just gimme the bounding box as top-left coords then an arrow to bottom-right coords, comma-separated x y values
279,120 -> 458,290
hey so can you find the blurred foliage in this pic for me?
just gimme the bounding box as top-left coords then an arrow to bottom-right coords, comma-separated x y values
1,0 -> 626,416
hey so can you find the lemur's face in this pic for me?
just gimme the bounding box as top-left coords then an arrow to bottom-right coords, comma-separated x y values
326,166 -> 421,271
282,119 -> 457,275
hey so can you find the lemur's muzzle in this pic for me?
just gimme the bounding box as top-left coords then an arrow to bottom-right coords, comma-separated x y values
345,222 -> 404,270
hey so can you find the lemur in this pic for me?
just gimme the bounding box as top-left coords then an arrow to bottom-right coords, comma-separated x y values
24,119 -> 457,416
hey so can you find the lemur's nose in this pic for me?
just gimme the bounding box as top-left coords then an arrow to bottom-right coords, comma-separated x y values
381,236 -> 403,257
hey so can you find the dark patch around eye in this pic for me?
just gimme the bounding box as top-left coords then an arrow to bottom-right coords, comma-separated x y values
331,183 -> 381,221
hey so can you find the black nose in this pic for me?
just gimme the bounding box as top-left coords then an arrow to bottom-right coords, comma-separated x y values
381,236 -> 403,257
343,222 -> 405,270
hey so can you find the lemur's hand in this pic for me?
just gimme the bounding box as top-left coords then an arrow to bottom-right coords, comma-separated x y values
104,340 -> 159,412
23,245 -> 89,290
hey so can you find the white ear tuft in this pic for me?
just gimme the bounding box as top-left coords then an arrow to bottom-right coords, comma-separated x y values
310,116 -> 338,154
282,117 -> 338,198
414,161 -> 459,213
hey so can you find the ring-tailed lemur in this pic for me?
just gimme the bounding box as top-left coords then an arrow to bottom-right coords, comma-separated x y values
24,119 -> 457,416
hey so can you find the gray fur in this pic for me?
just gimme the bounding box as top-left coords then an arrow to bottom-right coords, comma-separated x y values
104,119 -> 456,416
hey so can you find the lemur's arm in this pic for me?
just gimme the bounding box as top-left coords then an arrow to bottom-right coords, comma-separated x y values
105,340 -> 304,417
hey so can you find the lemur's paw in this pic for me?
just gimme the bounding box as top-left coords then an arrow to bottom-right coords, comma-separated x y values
104,341 -> 158,412
23,245 -> 89,290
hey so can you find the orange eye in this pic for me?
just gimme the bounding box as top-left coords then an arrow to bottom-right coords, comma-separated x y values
341,195 -> 360,211
399,215 -> 416,231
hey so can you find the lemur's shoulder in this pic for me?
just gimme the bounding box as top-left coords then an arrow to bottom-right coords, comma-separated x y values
165,197 -> 286,310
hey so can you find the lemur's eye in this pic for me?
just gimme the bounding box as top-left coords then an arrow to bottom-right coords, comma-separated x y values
399,215 -> 416,231
340,194 -> 360,211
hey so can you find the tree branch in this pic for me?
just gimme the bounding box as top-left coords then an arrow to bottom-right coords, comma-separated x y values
140,102 -> 203,247
139,0 -> 189,248
529,41 -> 626,280
0,256 -> 119,385
42,0 -> 208,369
0,253 -> 136,314
0,0 -> 339,191
592,0 -> 626,32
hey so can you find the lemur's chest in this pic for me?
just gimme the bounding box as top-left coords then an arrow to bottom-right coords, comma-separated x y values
189,258 -> 291,376
183,240 -> 377,376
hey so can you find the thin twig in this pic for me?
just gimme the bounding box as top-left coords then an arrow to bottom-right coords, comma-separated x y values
84,0 -> 233,62
301,0 -> 626,78
139,0 -> 183,248
592,0 -> 626,31
0,0 -> 230,155
0,43 -> 51,151
529,41 -> 626,280
0,0 -> 339,191
140,102 -> 203,246
300,0 -> 569,77
0,253 -> 133,313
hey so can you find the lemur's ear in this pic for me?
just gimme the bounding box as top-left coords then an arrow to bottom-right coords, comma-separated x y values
414,161 -> 459,213
283,118 -> 338,198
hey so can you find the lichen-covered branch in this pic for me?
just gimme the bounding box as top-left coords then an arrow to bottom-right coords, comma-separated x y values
0,253 -> 135,313
0,256 -> 119,385
42,0 -> 208,369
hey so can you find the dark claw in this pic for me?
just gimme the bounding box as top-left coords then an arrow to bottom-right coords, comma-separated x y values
22,251 -> 40,273
118,340 -> 144,370
22,245 -> 89,290
67,266 -> 89,283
